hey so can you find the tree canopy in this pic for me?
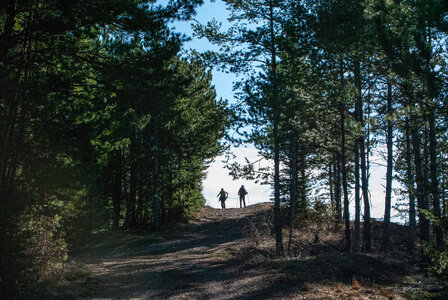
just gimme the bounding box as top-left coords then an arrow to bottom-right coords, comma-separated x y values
1,0 -> 448,297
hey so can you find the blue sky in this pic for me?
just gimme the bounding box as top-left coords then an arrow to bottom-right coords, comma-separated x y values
173,0 -> 268,208
169,0 -> 401,221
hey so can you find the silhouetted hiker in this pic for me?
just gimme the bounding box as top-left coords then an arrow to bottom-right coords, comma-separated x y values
217,188 -> 228,209
238,185 -> 248,208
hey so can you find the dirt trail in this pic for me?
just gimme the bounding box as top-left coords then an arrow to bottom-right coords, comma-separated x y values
83,204 -> 280,300
73,203 -> 436,299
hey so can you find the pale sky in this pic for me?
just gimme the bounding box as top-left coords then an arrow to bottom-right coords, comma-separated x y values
172,0 -> 402,222
201,146 -> 397,221
202,146 -> 272,209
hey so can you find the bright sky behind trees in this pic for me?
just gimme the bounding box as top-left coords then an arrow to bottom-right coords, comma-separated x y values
173,0 -> 399,220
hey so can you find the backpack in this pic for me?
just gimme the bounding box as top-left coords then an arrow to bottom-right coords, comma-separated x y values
239,187 -> 247,195
219,190 -> 227,199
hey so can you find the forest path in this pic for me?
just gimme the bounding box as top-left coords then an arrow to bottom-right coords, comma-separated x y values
81,203 -> 282,299
71,203 -> 432,300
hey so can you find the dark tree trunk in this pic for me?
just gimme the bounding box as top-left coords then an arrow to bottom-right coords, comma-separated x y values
353,60 -> 361,252
335,158 -> 342,227
329,161 -> 334,217
353,139 -> 361,251
166,160 -> 176,222
429,113 -> 444,250
353,60 -> 371,252
160,182 -> 166,224
136,173 -> 143,226
339,58 -> 350,252
123,148 -> 130,227
273,112 -> 283,255
382,78 -> 393,253
112,150 -> 122,230
153,127 -> 160,230
405,118 -> 416,247
288,129 -> 298,255
340,103 -> 351,252
423,126 -> 429,182
421,25 -> 444,248
443,175 -> 447,218
299,152 -> 307,212
269,2 -> 283,256
129,136 -> 137,227
410,115 -> 430,243
360,108 -> 371,252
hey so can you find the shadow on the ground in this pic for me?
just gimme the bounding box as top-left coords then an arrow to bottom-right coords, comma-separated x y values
83,205 -> 423,299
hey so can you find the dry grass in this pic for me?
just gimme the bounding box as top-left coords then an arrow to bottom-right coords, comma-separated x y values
352,277 -> 361,290
234,203 -> 443,299
379,287 -> 395,299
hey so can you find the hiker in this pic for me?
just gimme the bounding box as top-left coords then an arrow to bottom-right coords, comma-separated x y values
217,188 -> 228,209
238,185 -> 248,208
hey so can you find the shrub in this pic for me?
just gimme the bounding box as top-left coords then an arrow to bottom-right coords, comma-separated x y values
423,241 -> 448,296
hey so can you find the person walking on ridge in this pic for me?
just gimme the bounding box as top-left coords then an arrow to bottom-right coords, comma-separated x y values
238,185 -> 248,208
217,188 -> 228,209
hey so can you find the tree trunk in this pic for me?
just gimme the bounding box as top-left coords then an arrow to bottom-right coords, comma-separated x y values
405,118 -> 416,248
410,115 -> 430,243
353,60 -> 371,252
288,128 -> 298,255
340,103 -> 351,252
353,60 -> 361,252
136,174 -> 144,225
112,150 -> 122,230
153,127 -> 160,230
423,126 -> 429,181
273,116 -> 283,255
429,113 -> 444,250
359,97 -> 372,252
299,152 -> 307,212
382,77 -> 393,253
269,2 -> 283,256
329,161 -> 335,218
360,106 -> 371,252
129,136 -> 137,227
123,148 -> 130,227
339,58 -> 350,252
335,158 -> 342,227
443,175 -> 447,218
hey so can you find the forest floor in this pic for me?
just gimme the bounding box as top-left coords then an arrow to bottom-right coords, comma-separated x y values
38,203 -> 442,299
